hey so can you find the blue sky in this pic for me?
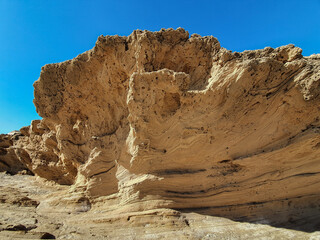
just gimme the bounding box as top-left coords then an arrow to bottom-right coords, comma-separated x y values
0,0 -> 319,133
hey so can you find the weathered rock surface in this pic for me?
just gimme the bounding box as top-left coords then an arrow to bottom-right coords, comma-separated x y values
1,172 -> 319,239
0,132 -> 30,174
1,28 -> 320,237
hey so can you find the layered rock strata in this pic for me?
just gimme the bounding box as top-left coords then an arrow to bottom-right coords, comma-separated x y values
1,28 -> 320,229
2,172 -> 319,239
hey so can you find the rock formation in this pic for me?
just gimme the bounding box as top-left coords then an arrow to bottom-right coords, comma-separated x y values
1,28 -> 320,235
0,131 -> 30,174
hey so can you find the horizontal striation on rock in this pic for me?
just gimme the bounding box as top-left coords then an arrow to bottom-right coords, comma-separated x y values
1,28 -> 320,229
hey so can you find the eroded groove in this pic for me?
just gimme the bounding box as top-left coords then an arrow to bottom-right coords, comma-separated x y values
233,125 -> 320,161
166,171 -> 320,199
269,171 -> 320,182
89,165 -> 116,178
176,193 -> 320,211
152,168 -> 206,175
92,127 -> 119,139
0,159 -> 10,168
166,189 -> 233,198
63,139 -> 86,146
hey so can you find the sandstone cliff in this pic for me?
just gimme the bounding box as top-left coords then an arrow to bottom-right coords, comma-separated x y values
1,28 -> 320,234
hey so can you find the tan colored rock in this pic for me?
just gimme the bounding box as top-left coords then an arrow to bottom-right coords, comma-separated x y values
0,132 -> 30,174
1,172 -> 320,239
1,28 -> 320,232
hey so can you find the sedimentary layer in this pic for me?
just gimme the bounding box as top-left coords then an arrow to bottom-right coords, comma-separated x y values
1,28 -> 320,229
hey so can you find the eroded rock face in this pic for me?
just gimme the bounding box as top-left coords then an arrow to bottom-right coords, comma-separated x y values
1,28 -> 320,228
0,132 -> 29,174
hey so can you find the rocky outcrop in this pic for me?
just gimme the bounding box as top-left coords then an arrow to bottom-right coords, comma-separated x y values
1,28 -> 320,230
0,131 -> 30,174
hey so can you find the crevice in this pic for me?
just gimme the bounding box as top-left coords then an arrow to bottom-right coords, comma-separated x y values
0,159 -> 10,168
166,188 -> 234,198
63,139 -> 86,146
92,127 -> 119,139
124,41 -> 129,51
89,165 -> 116,178
152,168 -> 206,176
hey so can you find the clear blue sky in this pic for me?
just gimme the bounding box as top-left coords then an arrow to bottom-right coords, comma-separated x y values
0,0 -> 319,133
